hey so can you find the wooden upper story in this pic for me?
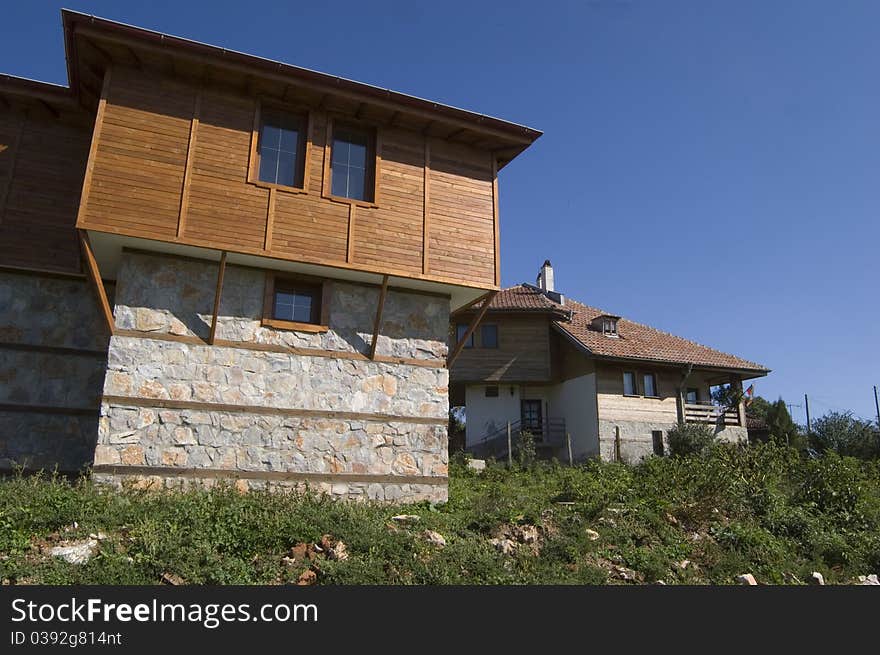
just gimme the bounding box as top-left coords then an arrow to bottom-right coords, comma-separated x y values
0,11 -> 540,299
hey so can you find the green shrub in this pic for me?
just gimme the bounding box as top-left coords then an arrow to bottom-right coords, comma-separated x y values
666,422 -> 716,457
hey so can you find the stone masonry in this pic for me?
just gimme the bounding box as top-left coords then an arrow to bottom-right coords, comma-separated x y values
0,271 -> 111,471
598,418 -> 749,463
93,251 -> 451,502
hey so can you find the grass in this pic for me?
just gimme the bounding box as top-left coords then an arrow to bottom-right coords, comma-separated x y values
1,442 -> 878,585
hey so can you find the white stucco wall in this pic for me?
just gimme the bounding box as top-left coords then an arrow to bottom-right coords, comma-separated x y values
464,384 -> 522,448
548,373 -> 599,459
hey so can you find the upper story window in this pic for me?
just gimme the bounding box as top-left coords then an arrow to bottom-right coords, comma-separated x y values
685,387 -> 699,404
481,324 -> 499,349
643,373 -> 658,398
456,323 -> 474,349
591,314 -> 620,337
256,107 -> 307,189
623,371 -> 637,396
262,272 -> 329,332
330,123 -> 375,202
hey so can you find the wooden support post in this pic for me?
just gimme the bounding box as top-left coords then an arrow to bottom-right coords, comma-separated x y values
78,230 -> 115,336
447,290 -> 497,367
566,432 -> 573,466
507,421 -> 513,468
208,251 -> 227,345
368,275 -> 389,360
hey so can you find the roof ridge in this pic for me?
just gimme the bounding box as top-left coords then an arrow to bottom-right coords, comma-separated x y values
562,297 -> 768,371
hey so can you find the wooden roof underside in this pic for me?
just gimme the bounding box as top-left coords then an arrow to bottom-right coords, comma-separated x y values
60,11 -> 540,168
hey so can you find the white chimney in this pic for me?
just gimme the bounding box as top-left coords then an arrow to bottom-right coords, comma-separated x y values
538,260 -> 554,292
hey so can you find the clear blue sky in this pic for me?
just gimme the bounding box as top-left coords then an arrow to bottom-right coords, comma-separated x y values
4,1 -> 879,423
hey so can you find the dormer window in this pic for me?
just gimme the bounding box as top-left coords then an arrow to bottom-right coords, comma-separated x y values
591,314 -> 620,337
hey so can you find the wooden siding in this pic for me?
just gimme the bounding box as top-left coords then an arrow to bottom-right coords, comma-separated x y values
0,105 -> 91,273
450,315 -> 552,383
76,67 -> 499,288
595,363 -> 680,424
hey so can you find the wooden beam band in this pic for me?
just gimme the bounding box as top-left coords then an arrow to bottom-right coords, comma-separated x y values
101,395 -> 448,426
113,328 -> 446,369
91,464 -> 447,487
0,341 -> 107,358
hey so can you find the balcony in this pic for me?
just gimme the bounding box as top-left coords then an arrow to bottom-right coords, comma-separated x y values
683,401 -> 741,427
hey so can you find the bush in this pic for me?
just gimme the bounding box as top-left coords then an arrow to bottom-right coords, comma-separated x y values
811,411 -> 880,460
666,422 -> 716,457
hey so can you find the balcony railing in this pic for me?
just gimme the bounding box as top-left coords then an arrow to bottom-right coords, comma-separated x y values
684,401 -> 741,426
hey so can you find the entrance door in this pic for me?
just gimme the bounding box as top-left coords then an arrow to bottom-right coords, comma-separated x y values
520,399 -> 543,441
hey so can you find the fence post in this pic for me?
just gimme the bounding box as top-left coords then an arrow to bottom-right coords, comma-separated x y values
566,432 -> 573,466
507,421 -> 513,467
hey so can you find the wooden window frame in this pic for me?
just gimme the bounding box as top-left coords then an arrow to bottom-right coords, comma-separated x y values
456,323 -> 474,349
248,99 -> 313,194
643,372 -> 659,398
480,323 -> 499,349
322,116 -> 381,208
261,271 -> 331,333
623,370 -> 638,397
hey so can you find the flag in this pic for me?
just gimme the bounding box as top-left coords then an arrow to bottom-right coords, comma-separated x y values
744,384 -> 754,406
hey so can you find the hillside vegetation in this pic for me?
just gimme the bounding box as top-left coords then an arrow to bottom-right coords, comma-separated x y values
1,443 -> 879,585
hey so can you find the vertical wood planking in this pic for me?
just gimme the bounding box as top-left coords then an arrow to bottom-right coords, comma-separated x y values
422,138 -> 430,274
78,229 -> 115,335
208,251 -> 227,345
264,187 -> 276,251
0,111 -> 25,224
491,154 -> 500,287
176,89 -> 201,238
74,67 -> 112,229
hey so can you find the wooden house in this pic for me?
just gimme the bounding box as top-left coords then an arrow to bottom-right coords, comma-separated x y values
0,11 -> 541,501
450,262 -> 769,462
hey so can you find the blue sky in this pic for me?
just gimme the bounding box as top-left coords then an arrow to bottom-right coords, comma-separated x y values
3,1 -> 878,423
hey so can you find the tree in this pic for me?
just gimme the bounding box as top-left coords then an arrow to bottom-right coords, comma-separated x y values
765,398 -> 801,446
811,411 -> 880,460
745,395 -> 772,422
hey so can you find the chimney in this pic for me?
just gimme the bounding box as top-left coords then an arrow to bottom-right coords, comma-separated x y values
538,260 -> 554,292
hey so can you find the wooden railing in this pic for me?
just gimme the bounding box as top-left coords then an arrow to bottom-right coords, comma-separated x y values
684,401 -> 741,426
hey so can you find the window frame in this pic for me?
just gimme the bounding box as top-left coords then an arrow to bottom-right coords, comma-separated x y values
480,323 -> 499,349
262,271 -> 331,333
248,99 -> 313,194
685,387 -> 700,404
322,116 -> 381,208
456,323 -> 474,349
623,371 -> 638,396
643,372 -> 659,398
602,316 -> 618,336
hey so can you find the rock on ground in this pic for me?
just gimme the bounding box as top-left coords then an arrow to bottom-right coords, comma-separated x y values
423,530 -> 447,547
49,539 -> 98,565
809,572 -> 825,586
737,573 -> 758,586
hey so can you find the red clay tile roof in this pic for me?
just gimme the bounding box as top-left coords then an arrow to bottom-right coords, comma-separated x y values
487,284 -> 769,373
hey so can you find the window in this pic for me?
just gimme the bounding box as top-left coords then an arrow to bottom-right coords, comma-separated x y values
485,385 -> 499,398
262,273 -> 329,332
602,316 -> 618,336
481,324 -> 498,349
623,371 -> 638,396
255,107 -> 307,188
330,123 -> 375,201
652,431 -> 665,456
685,388 -> 699,404
643,373 -> 658,397
456,324 -> 474,348
521,400 -> 543,438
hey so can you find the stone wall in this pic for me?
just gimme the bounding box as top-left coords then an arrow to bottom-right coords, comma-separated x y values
94,252 -> 450,502
598,418 -> 749,463
0,271 -> 110,471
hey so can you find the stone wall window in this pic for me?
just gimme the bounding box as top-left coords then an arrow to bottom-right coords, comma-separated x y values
262,272 -> 330,332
